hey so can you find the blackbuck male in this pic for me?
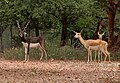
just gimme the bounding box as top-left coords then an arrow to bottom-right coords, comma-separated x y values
73,31 -> 110,63
16,21 -> 47,61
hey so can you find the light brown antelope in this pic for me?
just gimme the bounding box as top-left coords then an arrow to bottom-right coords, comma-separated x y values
16,21 -> 47,61
94,32 -> 105,62
73,30 -> 110,63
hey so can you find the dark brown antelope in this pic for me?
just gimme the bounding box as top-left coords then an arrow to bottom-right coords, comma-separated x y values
16,20 -> 47,61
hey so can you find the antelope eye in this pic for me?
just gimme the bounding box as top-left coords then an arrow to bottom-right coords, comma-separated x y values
19,33 -> 23,37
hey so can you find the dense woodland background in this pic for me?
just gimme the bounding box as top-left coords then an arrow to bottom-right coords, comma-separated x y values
0,0 -> 120,61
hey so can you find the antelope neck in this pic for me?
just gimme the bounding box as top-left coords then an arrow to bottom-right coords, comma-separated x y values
78,35 -> 86,46
21,36 -> 27,43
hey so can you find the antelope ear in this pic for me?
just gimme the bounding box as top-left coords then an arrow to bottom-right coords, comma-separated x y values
102,32 -> 105,35
19,32 -> 23,37
98,32 -> 100,35
80,29 -> 83,33
73,31 -> 76,33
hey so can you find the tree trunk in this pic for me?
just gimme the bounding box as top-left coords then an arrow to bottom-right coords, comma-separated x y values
106,0 -> 119,50
93,17 -> 107,40
107,3 -> 116,49
10,26 -> 13,48
35,23 -> 39,36
0,27 -> 4,53
30,17 -> 39,36
107,11 -> 115,49
112,31 -> 120,51
33,19 -> 39,36
60,16 -> 67,46
98,0 -> 120,50
0,35 -> 3,53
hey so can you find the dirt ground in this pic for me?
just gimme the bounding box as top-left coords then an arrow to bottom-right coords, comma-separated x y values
0,59 -> 119,83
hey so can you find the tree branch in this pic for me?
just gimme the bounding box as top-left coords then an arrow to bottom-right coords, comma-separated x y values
46,11 -> 62,22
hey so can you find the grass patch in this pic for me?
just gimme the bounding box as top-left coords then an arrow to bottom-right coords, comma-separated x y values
3,34 -> 120,61
4,47 -> 24,60
47,45 -> 87,60
110,50 -> 120,61
3,45 -> 120,61
3,42 -> 87,61
4,47 -> 46,60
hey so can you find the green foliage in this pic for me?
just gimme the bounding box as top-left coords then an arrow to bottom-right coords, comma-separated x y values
4,39 -> 120,61
4,47 -> 24,60
110,50 -> 120,61
0,0 -> 106,38
4,47 -> 46,60
3,30 -> 120,61
0,0 -> 119,34
114,11 -> 120,35
12,35 -> 21,47
99,0 -> 108,9
1,0 -> 120,61
46,36 -> 87,60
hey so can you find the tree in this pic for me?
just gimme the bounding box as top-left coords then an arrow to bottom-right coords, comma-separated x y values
42,0 -> 83,46
98,0 -> 120,49
93,17 -> 108,40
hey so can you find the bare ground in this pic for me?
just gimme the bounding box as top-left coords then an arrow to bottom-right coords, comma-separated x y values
0,59 -> 119,83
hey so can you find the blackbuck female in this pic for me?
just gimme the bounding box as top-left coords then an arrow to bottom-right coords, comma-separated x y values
94,32 -> 105,62
98,32 -> 105,40
73,31 -> 110,63
16,21 -> 47,61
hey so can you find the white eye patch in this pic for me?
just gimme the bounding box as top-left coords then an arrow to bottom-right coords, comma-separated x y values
23,32 -> 27,37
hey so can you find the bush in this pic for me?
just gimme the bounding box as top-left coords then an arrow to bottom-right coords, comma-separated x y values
3,45 -> 120,62
110,50 -> 120,61
3,43 -> 87,61
3,33 -> 120,61
4,47 -> 24,60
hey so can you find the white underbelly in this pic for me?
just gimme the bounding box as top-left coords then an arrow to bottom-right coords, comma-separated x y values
22,42 -> 40,48
89,45 -> 99,50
